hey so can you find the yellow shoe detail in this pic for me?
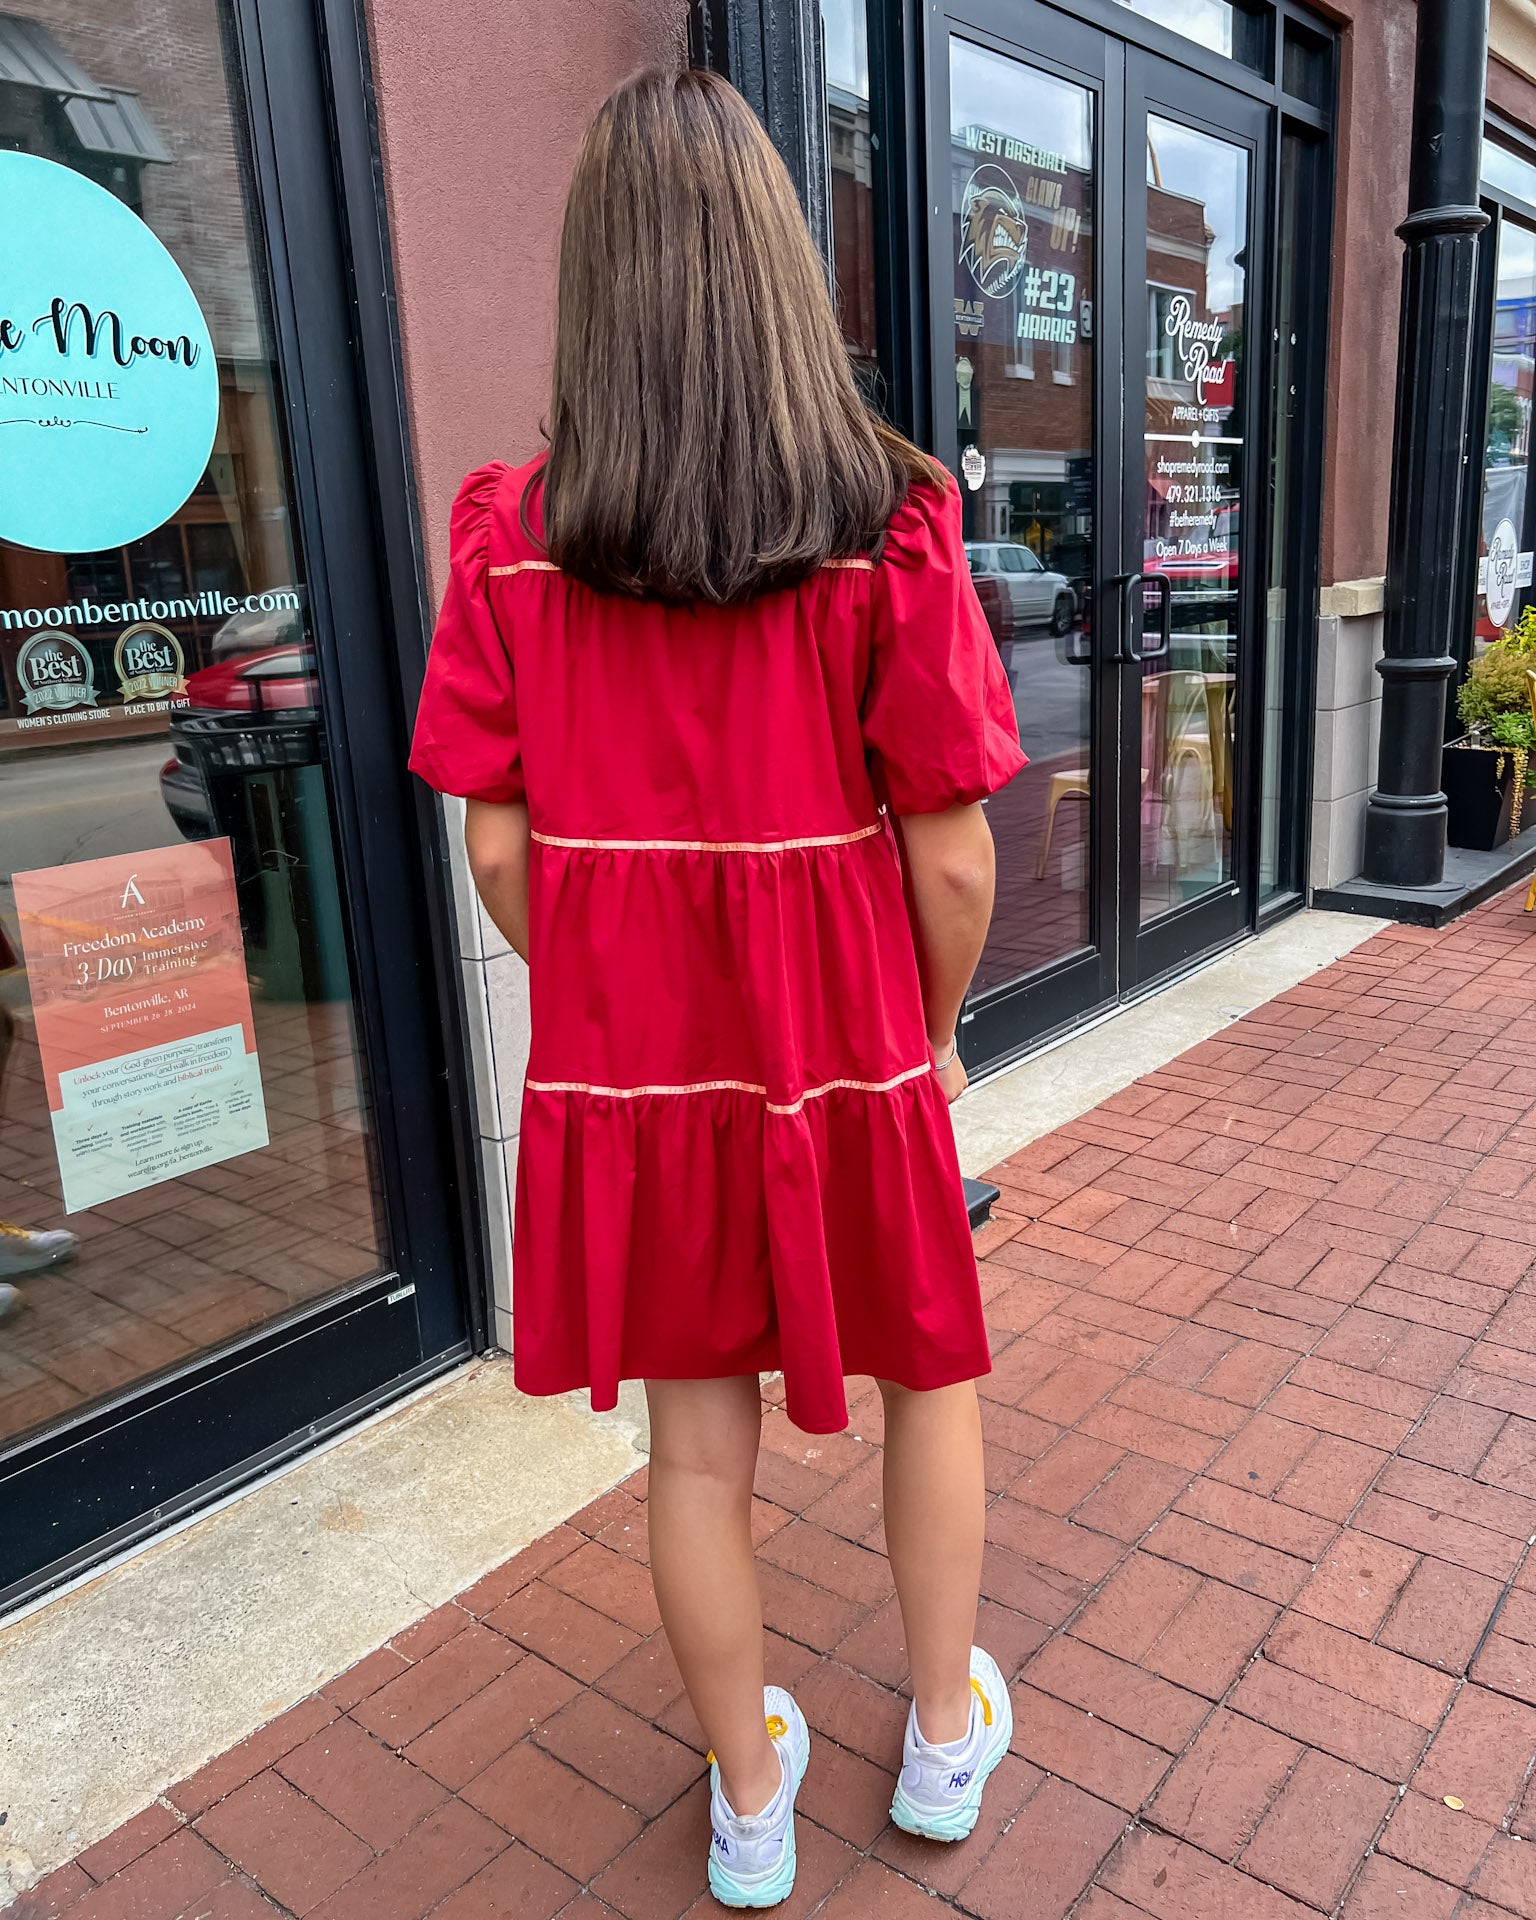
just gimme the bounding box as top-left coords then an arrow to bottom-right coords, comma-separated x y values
707,1713 -> 789,1765
970,1677 -> 994,1727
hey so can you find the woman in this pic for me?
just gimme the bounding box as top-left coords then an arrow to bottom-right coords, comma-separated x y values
411,66 -> 1024,1910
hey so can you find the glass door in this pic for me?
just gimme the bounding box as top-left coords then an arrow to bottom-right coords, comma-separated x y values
932,3 -> 1119,1069
930,1 -> 1270,1071
1124,52 -> 1266,985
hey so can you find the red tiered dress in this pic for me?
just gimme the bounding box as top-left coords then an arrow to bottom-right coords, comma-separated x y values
409,457 -> 1025,1433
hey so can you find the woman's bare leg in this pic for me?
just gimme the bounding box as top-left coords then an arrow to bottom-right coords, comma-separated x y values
878,1377 -> 986,1744
644,1375 -> 780,1815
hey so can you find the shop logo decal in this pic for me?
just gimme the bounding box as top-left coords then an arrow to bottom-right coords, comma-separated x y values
1164,292 -> 1229,404
960,165 -> 1028,299
115,622 -> 187,702
0,152 -> 219,556
1479,516 -> 1534,629
17,630 -> 98,713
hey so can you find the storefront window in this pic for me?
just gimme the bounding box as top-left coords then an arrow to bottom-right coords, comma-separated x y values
0,3 -> 386,1447
1112,0 -> 1269,73
1472,212 -> 1536,642
1483,139 -> 1536,210
947,36 -> 1097,989
1280,20 -> 1331,110
821,0 -> 879,397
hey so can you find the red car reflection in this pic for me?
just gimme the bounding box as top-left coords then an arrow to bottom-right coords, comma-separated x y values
183,646 -> 317,712
1144,504 -> 1240,589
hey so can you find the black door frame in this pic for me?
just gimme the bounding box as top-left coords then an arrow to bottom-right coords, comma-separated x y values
0,0 -> 484,1612
1259,106 -> 1336,924
913,0 -> 1329,1078
926,1 -> 1122,1070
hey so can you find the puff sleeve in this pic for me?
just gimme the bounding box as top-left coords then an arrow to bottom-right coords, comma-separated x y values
408,462 -> 524,805
861,475 -> 1027,814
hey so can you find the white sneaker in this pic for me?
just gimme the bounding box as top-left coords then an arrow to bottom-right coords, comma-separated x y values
890,1647 -> 1013,1842
0,1222 -> 78,1279
0,1283 -> 19,1322
707,1687 -> 811,1909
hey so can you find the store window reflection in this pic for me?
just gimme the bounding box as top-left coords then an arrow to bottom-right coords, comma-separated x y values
822,0 -> 879,396
1140,115 -> 1247,921
948,37 -> 1096,991
0,3 -> 385,1446
1111,0 -> 1269,72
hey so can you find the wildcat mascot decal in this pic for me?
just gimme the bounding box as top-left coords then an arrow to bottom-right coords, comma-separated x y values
960,164 -> 1028,299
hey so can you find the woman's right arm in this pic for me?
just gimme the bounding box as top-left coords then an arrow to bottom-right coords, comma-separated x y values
465,797 -> 532,963
895,801 -> 997,1103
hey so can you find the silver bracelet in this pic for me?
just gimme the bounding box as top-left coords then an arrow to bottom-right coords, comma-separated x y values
932,1035 -> 959,1070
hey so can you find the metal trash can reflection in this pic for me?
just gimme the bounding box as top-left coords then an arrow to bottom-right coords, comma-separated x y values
169,704 -> 350,1004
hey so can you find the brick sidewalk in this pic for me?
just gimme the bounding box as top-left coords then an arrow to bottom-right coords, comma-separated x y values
15,885 -> 1536,1920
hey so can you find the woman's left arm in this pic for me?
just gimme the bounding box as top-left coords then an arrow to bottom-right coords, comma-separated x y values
465,797 -> 532,962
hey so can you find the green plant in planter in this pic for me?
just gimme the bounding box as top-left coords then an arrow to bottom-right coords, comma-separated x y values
1490,709 -> 1536,756
1457,605 -> 1536,736
1448,608 -> 1536,844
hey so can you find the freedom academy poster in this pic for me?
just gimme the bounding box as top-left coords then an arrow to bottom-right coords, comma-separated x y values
13,839 -> 268,1213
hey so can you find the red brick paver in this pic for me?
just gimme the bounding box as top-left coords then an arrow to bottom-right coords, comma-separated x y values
13,885 -> 1536,1920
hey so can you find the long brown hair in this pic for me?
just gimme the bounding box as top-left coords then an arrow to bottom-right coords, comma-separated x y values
530,66 -> 944,604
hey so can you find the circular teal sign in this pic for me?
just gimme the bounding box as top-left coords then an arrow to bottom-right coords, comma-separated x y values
0,153 -> 219,554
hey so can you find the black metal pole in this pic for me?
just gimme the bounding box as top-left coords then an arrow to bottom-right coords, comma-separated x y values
1361,0 -> 1490,887
688,0 -> 831,270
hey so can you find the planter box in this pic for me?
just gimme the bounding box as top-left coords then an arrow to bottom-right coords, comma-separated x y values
1444,739 -> 1517,851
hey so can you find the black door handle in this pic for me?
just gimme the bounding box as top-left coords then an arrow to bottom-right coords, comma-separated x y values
1116,572 -> 1144,664
1141,573 -> 1172,661
1116,571 -> 1172,664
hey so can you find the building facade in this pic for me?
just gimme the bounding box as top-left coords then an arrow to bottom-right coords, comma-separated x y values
0,0 -> 1531,1612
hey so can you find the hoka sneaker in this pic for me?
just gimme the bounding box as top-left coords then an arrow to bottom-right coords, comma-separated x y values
890,1647 -> 1013,1842
707,1687 -> 810,1909
0,1221 -> 78,1279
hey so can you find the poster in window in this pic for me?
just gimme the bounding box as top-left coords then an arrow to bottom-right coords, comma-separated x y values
12,839 -> 267,1212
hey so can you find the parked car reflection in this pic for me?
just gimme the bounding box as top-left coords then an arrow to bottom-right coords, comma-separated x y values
966,541 -> 1078,645
209,602 -> 307,663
